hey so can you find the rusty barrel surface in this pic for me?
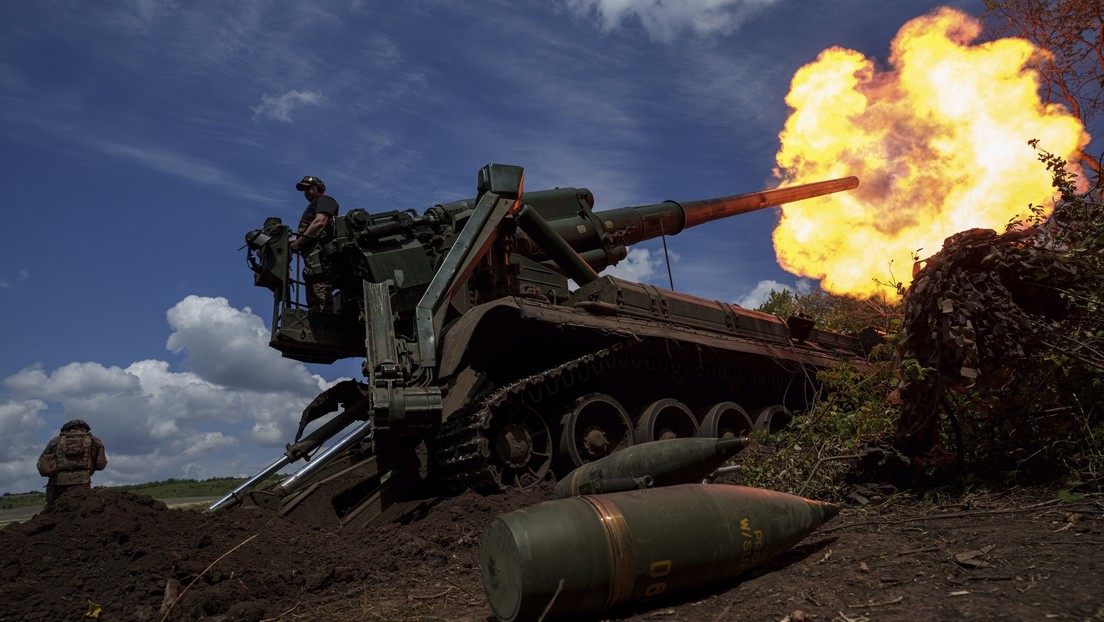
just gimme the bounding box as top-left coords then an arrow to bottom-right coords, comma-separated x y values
596,176 -> 860,246
481,483 -> 839,621
554,437 -> 749,498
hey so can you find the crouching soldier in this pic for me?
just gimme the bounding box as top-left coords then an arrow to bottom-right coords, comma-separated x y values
37,419 -> 108,507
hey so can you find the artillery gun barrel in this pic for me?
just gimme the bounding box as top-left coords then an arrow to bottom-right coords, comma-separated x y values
597,176 -> 859,246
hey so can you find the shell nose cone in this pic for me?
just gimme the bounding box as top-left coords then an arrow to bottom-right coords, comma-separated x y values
715,436 -> 751,455
810,499 -> 841,524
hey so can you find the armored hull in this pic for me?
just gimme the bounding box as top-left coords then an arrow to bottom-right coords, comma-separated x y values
433,291 -> 864,490
214,164 -> 865,526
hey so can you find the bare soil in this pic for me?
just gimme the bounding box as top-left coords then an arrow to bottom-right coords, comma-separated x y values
1,482 -> 1101,622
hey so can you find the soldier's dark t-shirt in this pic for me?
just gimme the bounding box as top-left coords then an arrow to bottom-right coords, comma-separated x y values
298,195 -> 340,239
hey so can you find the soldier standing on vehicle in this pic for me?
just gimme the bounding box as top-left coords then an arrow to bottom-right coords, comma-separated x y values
36,419 -> 108,507
290,175 -> 340,312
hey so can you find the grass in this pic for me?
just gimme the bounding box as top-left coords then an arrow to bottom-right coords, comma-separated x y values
0,476 -> 265,510
0,492 -> 46,511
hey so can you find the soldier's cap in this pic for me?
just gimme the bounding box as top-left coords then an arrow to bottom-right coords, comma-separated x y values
61,419 -> 90,432
296,176 -> 325,192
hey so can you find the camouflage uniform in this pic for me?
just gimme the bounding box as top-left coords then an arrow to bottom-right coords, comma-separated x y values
294,178 -> 340,312
296,228 -> 335,312
37,420 -> 108,507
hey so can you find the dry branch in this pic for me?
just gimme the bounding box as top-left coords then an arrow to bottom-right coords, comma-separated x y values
159,533 -> 258,622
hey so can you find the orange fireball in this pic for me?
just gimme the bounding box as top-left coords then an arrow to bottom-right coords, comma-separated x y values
773,6 -> 1089,299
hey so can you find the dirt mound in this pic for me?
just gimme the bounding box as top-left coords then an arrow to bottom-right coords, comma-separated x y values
1,484 -> 1101,621
0,485 -> 537,621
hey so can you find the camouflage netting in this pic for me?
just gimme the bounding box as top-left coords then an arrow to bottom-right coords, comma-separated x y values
894,227 -> 1079,456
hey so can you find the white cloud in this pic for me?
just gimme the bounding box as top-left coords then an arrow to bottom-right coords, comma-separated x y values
183,431 -> 238,457
90,139 -> 273,203
0,296 -> 344,494
0,400 -> 47,461
735,279 -> 788,309
5,362 -> 141,398
0,400 -> 48,493
251,89 -> 326,122
602,247 -> 663,283
165,295 -> 325,394
248,419 -> 286,446
565,0 -> 781,42
0,266 -> 29,289
735,277 -> 815,309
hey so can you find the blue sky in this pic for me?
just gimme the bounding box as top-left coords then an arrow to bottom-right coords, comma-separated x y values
0,0 -> 991,494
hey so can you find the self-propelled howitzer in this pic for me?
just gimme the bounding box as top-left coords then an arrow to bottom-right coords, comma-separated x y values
215,164 -> 864,527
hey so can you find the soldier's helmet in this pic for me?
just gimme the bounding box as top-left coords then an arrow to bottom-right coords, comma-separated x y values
61,419 -> 90,433
296,176 -> 326,192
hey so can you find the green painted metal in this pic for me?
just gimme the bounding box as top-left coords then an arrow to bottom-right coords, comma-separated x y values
553,437 -> 748,499
230,164 -> 865,528
482,483 -> 840,621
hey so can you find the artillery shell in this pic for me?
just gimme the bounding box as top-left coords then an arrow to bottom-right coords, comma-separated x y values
482,483 -> 839,621
553,437 -> 748,499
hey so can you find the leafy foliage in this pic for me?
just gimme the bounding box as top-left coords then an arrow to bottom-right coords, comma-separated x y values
737,289 -> 904,498
894,145 -> 1104,483
738,356 -> 902,500
757,287 -> 900,334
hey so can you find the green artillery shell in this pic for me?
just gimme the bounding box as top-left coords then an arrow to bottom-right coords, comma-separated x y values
482,483 -> 839,622
554,437 -> 748,499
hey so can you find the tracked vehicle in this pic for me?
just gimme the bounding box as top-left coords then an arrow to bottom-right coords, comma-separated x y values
212,164 -> 865,527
